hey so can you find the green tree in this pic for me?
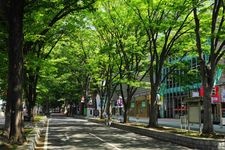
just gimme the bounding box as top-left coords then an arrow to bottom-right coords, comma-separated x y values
36,20 -> 102,116
23,0 -> 96,120
90,38 -> 119,119
94,0 -> 150,123
91,7 -> 122,119
0,0 -> 96,143
6,0 -> 25,143
126,0 -> 193,127
172,57 -> 201,93
192,0 -> 225,134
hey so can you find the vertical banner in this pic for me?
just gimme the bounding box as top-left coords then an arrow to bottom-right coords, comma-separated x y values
211,86 -> 220,103
199,86 -> 220,103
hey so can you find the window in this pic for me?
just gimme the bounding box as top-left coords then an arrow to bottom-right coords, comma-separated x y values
141,101 -> 146,108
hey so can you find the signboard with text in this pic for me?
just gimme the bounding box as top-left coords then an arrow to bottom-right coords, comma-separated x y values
211,86 -> 220,103
199,86 -> 220,103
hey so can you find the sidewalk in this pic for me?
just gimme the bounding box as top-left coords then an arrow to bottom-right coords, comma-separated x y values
112,115 -> 225,134
0,116 -> 47,150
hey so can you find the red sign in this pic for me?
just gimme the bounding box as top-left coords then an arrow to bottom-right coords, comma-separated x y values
199,86 -> 204,97
211,86 -> 220,103
199,86 -> 220,103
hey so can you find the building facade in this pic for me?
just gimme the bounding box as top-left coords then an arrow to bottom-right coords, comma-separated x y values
112,56 -> 225,123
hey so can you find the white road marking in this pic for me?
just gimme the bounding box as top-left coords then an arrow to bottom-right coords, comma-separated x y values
89,133 -> 121,150
44,119 -> 50,150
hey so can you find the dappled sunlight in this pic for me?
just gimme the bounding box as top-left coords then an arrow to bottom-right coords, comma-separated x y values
89,128 -> 191,150
40,116 -> 194,150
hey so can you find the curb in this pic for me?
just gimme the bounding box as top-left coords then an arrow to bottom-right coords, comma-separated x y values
25,128 -> 42,150
88,118 -> 225,150
112,123 -> 225,150
21,116 -> 48,150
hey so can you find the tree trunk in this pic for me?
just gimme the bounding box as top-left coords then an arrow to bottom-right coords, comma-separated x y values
23,66 -> 39,121
123,96 -> 131,123
192,1 -> 214,134
106,96 -> 111,121
202,81 -> 214,134
148,90 -> 158,127
6,0 -> 25,143
26,74 -> 38,121
123,105 -> 128,123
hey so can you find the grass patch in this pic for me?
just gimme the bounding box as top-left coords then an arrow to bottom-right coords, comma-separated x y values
24,128 -> 33,136
199,133 -> 225,139
34,115 -> 45,122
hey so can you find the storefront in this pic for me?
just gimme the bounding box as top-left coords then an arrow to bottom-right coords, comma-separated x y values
129,95 -> 149,118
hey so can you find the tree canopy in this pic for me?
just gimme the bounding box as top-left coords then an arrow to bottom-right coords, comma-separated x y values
1,0 -> 225,143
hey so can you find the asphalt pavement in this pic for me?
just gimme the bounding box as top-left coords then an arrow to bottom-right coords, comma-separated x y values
0,113 -> 223,149
42,114 -> 193,150
0,114 -> 224,134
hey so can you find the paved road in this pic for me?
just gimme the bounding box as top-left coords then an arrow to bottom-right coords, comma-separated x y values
43,114 -> 194,150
